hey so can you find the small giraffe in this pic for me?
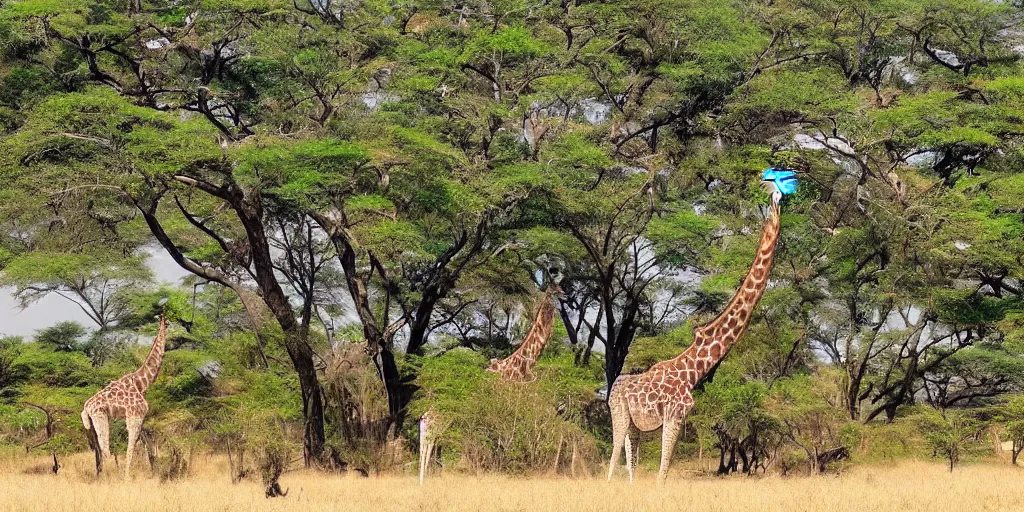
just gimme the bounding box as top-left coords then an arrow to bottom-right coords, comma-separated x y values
419,279 -> 564,483
607,169 -> 797,484
484,282 -> 563,382
418,408 -> 439,485
81,310 -> 168,477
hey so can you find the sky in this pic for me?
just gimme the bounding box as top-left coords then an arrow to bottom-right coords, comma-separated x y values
0,248 -> 190,339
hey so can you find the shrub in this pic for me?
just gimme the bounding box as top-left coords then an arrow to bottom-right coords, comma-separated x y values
81,331 -> 131,367
914,407 -> 986,472
34,322 -> 89,352
768,372 -> 850,473
9,347 -> 97,388
321,344 -> 393,473
411,347 -> 601,475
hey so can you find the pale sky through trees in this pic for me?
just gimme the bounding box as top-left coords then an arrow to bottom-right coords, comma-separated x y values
0,249 -> 189,338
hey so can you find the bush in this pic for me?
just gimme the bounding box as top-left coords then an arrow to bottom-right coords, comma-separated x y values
34,322 -> 89,352
913,407 -> 986,472
623,326 -> 693,374
0,337 -> 26,401
258,444 -> 290,497
851,418 -> 928,462
321,344 -> 393,473
768,372 -> 850,473
411,347 -> 601,475
81,331 -> 131,367
9,346 -> 98,388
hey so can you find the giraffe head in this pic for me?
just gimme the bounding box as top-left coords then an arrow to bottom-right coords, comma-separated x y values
761,168 -> 798,204
544,267 -> 566,298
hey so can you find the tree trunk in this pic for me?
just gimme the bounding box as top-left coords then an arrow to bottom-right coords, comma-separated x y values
298,354 -> 327,465
376,344 -> 407,428
334,238 -> 411,426
738,441 -> 750,473
604,349 -> 625,395
551,435 -> 563,474
846,372 -> 862,420
140,196 -> 326,465
604,326 -> 637,392
560,305 -> 579,348
697,435 -> 703,469
570,439 -> 578,477
405,287 -> 442,356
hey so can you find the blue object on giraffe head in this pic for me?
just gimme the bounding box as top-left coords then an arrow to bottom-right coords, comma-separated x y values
761,168 -> 798,196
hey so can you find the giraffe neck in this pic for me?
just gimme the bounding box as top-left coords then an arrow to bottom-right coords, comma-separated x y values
675,199 -> 782,373
507,288 -> 557,369
133,313 -> 167,391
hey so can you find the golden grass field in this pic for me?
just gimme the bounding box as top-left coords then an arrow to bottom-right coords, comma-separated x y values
2,454 -> 1023,512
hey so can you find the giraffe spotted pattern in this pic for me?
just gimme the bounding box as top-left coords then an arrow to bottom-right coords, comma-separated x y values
485,284 -> 562,382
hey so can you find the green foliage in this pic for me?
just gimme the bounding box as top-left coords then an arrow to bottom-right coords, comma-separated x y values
914,407 -> 986,471
768,372 -> 849,472
33,321 -> 88,352
624,326 -> 693,373
8,344 -> 97,388
413,348 -> 492,418
234,138 -> 370,207
411,347 -> 602,473
0,0 -> 1023,478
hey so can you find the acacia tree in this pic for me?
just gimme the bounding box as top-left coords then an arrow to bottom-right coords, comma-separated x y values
718,0 -> 1024,422
0,0 -> 563,443
0,86 -> 333,463
2,252 -> 151,331
4,0 -> 1024,471
918,408 -> 984,472
504,0 -> 772,387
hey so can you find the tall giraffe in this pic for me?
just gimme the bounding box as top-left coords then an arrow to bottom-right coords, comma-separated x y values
606,169 -> 798,484
82,309 -> 169,477
419,278 -> 564,484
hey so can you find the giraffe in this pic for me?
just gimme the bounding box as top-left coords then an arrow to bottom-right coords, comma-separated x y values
419,276 -> 564,484
418,408 -> 440,485
606,169 -> 798,484
81,309 -> 169,477
484,281 -> 563,382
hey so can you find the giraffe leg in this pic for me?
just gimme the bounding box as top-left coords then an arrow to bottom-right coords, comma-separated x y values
607,401 -> 629,481
125,415 -> 144,479
427,439 -> 436,475
624,427 -> 640,483
91,412 -> 113,467
82,411 -> 104,474
419,419 -> 429,485
657,418 -> 682,485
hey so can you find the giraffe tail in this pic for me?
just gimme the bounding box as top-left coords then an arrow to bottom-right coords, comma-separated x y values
82,411 -> 104,474
82,411 -> 99,450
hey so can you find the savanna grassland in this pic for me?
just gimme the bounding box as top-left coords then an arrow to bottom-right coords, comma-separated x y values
4,0 -> 1024,512
2,455 -> 1023,512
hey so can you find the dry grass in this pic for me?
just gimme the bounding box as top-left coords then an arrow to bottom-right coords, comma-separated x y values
2,454 -> 1024,512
